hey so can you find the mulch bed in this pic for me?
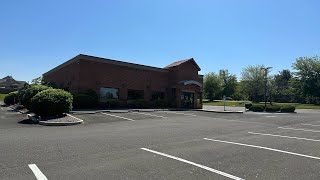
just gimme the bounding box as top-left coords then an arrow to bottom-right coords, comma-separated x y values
40,114 -> 79,122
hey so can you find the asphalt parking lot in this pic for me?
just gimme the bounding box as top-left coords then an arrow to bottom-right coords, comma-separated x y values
1,105 -> 320,180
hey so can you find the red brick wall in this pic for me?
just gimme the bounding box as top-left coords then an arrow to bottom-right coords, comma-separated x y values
43,62 -> 80,92
43,57 -> 203,108
168,61 -> 202,86
77,60 -> 169,101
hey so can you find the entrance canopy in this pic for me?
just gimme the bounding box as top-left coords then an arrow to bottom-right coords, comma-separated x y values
179,80 -> 202,87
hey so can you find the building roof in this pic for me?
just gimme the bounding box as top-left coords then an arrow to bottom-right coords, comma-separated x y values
0,76 -> 26,88
43,54 -> 201,76
164,58 -> 201,71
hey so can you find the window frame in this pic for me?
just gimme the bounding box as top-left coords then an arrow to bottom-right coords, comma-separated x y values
100,87 -> 119,102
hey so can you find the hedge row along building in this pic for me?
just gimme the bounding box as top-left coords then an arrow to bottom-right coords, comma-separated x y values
43,54 -> 203,109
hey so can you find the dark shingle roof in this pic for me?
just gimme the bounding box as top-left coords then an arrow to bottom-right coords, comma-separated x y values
164,58 -> 201,71
0,76 -> 26,87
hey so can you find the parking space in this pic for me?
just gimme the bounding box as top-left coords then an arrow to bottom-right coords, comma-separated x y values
72,111 -> 199,125
2,107 -> 320,179
0,106 -> 39,129
141,138 -> 320,179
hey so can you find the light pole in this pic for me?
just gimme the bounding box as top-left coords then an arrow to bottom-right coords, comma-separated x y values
260,67 -> 272,111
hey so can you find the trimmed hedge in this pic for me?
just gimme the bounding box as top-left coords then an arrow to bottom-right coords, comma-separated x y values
24,85 -> 52,109
127,99 -> 148,108
245,103 -> 252,109
248,104 -> 296,113
73,91 -> 98,109
266,105 -> 280,112
17,84 -> 31,105
100,99 -> 121,109
249,104 -> 265,112
150,99 -> 167,108
30,89 -> 73,116
4,91 -> 18,105
280,105 -> 296,112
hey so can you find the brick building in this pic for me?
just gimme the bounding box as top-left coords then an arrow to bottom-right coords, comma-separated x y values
43,54 -> 203,109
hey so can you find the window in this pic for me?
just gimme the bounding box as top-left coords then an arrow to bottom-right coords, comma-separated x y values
151,91 -> 164,101
127,89 -> 144,100
100,87 -> 119,102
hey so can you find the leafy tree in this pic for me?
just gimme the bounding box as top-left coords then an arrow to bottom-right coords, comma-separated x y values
287,77 -> 305,103
31,76 -> 43,85
273,70 -> 292,102
292,56 -> 320,104
219,69 -> 237,98
203,72 -> 223,101
240,65 -> 266,102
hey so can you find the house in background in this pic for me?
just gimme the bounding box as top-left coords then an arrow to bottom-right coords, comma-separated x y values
0,76 -> 26,94
43,54 -> 203,109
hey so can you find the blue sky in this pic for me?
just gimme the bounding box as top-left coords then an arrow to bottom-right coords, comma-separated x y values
1,0 -> 319,82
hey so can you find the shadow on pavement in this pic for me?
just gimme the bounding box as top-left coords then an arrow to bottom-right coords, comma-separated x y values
18,119 -> 36,125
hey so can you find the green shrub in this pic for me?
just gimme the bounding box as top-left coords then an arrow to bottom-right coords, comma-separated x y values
30,89 -> 73,116
4,91 -> 18,105
249,104 -> 265,112
100,99 -> 121,109
24,85 -> 52,109
151,99 -> 167,108
17,84 -> 31,105
73,90 -> 98,109
245,103 -> 252,109
280,105 -> 296,112
266,105 -> 280,112
127,99 -> 149,108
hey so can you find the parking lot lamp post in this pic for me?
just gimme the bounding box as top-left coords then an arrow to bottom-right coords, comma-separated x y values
260,67 -> 272,111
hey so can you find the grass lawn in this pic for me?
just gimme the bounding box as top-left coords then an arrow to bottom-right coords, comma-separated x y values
203,101 -> 320,109
0,94 -> 7,101
204,100 -> 249,107
274,103 -> 320,109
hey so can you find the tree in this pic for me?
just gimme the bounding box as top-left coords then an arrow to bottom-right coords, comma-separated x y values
273,69 -> 292,102
203,72 -> 223,101
292,56 -> 320,104
31,76 -> 43,85
240,65 -> 266,102
219,69 -> 237,98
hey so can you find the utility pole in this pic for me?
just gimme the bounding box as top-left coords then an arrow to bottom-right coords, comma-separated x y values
260,67 -> 272,111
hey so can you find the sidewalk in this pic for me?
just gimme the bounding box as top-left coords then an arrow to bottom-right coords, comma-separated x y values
200,105 -> 245,113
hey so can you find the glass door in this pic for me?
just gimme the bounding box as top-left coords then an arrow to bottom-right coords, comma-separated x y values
181,92 -> 194,108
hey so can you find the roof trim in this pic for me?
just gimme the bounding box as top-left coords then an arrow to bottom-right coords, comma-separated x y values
43,54 -> 169,76
179,80 -> 202,87
165,58 -> 201,71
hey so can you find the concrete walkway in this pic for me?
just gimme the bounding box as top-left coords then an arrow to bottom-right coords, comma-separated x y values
202,105 -> 245,113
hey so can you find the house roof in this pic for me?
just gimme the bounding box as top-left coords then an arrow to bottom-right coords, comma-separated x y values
164,58 -> 201,71
0,76 -> 26,87
43,54 -> 201,76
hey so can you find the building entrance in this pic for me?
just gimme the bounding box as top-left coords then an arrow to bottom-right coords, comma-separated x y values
181,92 -> 194,108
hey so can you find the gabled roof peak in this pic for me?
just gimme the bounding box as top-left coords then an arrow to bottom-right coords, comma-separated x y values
164,58 -> 201,71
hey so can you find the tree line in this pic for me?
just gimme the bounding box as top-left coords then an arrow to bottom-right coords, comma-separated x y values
203,56 -> 320,105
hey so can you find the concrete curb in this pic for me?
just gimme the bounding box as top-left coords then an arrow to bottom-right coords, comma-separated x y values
247,111 -> 297,114
70,109 -> 167,114
37,114 -> 84,126
8,106 -> 27,114
196,109 -> 244,114
39,120 -> 83,126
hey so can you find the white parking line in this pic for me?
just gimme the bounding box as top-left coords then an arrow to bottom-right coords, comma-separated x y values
278,127 -> 320,133
141,148 -> 244,180
163,111 -> 197,116
301,123 -> 320,127
204,138 -> 320,160
265,116 -> 277,118
67,114 -> 84,122
102,113 -> 135,121
28,164 -> 48,180
248,132 -> 320,142
133,112 -> 167,118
